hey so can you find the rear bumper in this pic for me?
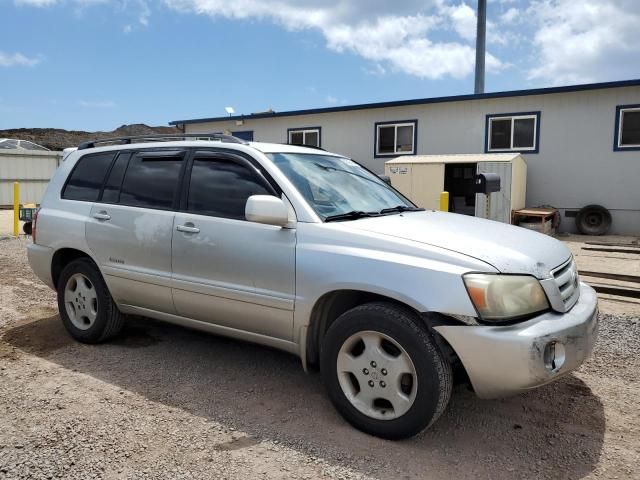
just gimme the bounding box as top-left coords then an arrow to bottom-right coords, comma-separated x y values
434,282 -> 598,399
27,243 -> 55,289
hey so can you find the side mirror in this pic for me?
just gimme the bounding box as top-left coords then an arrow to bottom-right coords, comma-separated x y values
245,195 -> 290,227
378,174 -> 392,185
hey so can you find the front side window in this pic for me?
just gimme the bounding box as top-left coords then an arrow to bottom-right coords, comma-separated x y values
616,105 -> 640,150
187,158 -> 272,220
62,152 -> 116,201
375,121 -> 416,156
268,153 -> 414,220
119,153 -> 184,209
288,128 -> 320,147
486,113 -> 539,152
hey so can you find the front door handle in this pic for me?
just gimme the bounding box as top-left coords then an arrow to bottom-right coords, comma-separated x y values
176,224 -> 200,234
93,211 -> 111,221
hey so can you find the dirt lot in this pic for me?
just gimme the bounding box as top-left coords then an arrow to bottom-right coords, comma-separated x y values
1,236 -> 639,480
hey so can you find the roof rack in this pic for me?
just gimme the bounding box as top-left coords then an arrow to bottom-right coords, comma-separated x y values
77,133 -> 247,150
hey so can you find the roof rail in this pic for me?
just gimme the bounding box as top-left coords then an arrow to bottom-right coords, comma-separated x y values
77,133 -> 248,150
282,143 -> 326,151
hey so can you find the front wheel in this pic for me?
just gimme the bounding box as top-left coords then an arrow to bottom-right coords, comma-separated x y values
320,302 -> 452,439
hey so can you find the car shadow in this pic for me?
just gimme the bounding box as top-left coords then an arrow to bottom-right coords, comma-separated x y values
3,314 -> 605,479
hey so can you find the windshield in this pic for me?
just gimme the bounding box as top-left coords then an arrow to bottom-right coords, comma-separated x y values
267,153 -> 415,220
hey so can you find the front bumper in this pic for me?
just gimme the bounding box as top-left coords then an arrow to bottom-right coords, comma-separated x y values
434,282 -> 598,399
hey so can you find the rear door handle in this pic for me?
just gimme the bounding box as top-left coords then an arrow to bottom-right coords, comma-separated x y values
93,211 -> 111,221
176,224 -> 200,234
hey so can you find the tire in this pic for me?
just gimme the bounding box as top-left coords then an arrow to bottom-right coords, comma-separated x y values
23,222 -> 32,235
320,302 -> 452,439
576,204 -> 612,235
57,257 -> 125,343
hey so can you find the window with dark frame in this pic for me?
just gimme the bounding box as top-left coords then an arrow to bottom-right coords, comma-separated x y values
187,158 -> 272,220
618,107 -> 640,148
62,152 -> 117,201
487,114 -> 538,152
375,121 -> 416,156
118,154 -> 184,209
288,128 -> 320,147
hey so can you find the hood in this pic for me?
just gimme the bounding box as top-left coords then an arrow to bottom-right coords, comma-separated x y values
343,211 -> 571,278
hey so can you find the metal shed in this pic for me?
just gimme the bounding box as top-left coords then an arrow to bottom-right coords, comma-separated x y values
0,150 -> 62,207
385,153 -> 527,224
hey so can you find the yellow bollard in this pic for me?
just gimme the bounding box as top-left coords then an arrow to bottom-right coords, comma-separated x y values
439,191 -> 449,212
13,182 -> 20,236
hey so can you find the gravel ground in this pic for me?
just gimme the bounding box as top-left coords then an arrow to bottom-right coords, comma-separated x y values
1,237 -> 640,479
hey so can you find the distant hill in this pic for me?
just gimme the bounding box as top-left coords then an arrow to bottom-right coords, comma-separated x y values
0,124 -> 181,151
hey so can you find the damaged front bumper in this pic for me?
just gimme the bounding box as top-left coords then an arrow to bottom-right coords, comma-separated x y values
434,282 -> 599,399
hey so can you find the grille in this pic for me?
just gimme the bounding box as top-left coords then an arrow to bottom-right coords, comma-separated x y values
551,257 -> 580,311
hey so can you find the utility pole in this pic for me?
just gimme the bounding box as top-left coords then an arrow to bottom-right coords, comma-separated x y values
474,0 -> 487,94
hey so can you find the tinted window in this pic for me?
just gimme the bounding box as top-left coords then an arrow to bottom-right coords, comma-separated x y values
396,125 -> 413,152
101,153 -> 131,203
490,119 -> 511,149
290,131 -> 304,145
63,152 -> 116,201
304,131 -> 319,147
119,154 -> 183,209
378,126 -> 395,153
187,159 -> 271,220
621,110 -> 640,146
513,118 -> 535,148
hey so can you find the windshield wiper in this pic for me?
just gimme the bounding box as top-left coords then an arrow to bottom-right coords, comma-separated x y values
324,210 -> 380,222
379,205 -> 425,214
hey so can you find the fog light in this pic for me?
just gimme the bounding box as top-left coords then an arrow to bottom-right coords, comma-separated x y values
543,341 -> 566,372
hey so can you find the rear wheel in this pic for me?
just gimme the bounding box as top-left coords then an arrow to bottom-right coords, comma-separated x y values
57,258 -> 125,343
320,302 -> 452,439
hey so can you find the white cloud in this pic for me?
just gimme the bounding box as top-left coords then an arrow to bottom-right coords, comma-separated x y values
0,52 -> 41,67
164,0 -> 505,79
79,100 -> 116,108
527,0 -> 640,84
325,95 -> 338,105
500,7 -> 520,24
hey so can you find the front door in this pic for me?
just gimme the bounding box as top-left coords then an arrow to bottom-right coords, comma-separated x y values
86,149 -> 186,314
171,151 -> 296,340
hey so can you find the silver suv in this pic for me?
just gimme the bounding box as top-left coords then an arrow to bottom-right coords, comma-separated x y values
28,135 -> 598,439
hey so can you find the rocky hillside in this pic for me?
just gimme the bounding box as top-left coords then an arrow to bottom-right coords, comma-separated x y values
0,124 -> 181,151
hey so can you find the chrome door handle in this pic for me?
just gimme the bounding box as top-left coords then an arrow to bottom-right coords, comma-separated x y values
176,224 -> 200,234
93,211 -> 111,221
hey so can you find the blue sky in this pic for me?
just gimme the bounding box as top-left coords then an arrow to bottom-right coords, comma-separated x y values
2,0 -> 640,131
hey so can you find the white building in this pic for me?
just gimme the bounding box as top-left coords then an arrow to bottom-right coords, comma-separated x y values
170,79 -> 640,234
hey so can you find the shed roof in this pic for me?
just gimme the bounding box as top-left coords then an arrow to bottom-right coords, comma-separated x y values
385,153 -> 522,164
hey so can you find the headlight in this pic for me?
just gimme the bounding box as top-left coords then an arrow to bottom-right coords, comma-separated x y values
463,274 -> 549,323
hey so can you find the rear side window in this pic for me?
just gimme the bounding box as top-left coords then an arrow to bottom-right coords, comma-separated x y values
187,159 -> 272,220
62,152 -> 116,201
100,153 -> 131,203
119,154 -> 184,209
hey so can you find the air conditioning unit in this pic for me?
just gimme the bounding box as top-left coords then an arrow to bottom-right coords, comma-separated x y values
385,153 -> 527,224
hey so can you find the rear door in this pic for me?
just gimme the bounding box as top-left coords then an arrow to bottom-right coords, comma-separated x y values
86,149 -> 187,314
171,150 -> 296,340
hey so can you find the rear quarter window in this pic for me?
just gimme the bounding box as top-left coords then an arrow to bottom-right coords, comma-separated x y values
62,152 -> 116,201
